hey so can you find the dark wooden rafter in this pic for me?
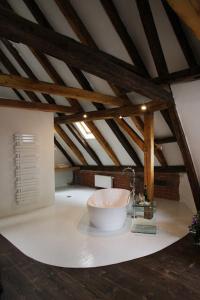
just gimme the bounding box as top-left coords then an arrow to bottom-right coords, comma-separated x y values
155,136 -> 177,144
136,0 -> 169,77
54,124 -> 87,165
99,0 -> 149,76
21,0 -> 142,166
161,0 -> 197,68
153,66 -> 200,84
135,0 -> 200,208
0,2 -> 199,208
98,0 -> 174,161
30,56 -> 120,166
51,0 -> 200,208
115,118 -> 165,168
53,0 -> 167,166
0,7 -> 173,101
115,118 -> 144,151
54,137 -> 75,166
2,3 -> 121,167
0,64 -> 24,101
135,1 -> 181,140
168,105 -> 200,210
0,46 -> 90,165
0,42 -> 103,166
65,123 -> 102,166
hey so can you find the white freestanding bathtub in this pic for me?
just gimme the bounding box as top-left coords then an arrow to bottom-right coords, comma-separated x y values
87,188 -> 130,231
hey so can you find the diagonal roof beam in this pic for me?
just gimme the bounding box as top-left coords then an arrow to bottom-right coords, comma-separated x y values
136,0 -> 169,77
2,0 -> 121,167
100,0 -> 149,76
54,137 -> 75,166
0,6 -> 173,102
0,44 -> 103,166
0,47 -> 88,165
53,0 -> 167,166
53,0 -> 200,208
21,0 -> 141,166
161,0 -> 197,68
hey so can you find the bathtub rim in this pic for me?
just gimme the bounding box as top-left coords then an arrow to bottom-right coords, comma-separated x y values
87,188 -> 130,209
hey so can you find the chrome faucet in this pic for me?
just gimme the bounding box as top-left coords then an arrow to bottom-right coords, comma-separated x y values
122,167 -> 136,202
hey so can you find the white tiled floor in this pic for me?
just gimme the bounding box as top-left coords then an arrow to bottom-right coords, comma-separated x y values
0,186 -> 193,268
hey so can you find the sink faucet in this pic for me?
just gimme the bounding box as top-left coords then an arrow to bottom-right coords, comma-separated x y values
122,167 -> 136,202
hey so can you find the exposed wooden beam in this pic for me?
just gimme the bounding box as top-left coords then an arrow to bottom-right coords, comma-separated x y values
23,0 -> 167,167
116,118 -> 145,151
0,6 -> 173,102
54,124 -> 87,165
106,119 -> 142,167
162,0 -> 197,68
79,165 -> 186,173
1,43 -> 104,166
116,117 -> 167,166
53,0 -> 146,133
136,0 -> 169,77
144,112 -> 154,201
98,0 -> 149,76
167,0 -> 200,41
153,66 -> 200,84
1,38 -> 120,167
0,98 -> 78,113
21,0 -> 166,168
0,73 -> 125,106
54,0 -> 169,167
0,45 -> 94,165
55,101 -> 169,124
83,121 -> 120,166
155,136 -> 177,144
20,0 -> 139,167
168,105 -> 200,210
65,123 -> 103,166
54,137 -> 75,166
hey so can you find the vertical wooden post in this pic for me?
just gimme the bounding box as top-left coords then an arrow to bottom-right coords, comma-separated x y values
144,112 -> 154,202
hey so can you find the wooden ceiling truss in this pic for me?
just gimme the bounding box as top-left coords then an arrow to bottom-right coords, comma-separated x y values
0,0 -> 199,208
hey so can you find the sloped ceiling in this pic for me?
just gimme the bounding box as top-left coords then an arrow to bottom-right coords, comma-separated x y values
0,0 -> 200,168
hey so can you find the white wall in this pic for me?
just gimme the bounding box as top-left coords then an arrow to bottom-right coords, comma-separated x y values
54,146 -> 73,188
0,108 -> 55,218
172,80 -> 200,213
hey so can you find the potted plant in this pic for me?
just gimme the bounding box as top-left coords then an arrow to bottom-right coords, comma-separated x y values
189,212 -> 200,245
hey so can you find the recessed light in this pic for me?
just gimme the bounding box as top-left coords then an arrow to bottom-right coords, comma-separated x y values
83,114 -> 88,118
119,115 -> 123,119
141,104 -> 147,111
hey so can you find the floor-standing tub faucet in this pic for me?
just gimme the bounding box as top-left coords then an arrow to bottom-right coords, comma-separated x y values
122,167 -> 136,205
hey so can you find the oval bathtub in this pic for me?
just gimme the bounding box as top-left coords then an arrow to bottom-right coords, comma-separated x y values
87,188 -> 130,231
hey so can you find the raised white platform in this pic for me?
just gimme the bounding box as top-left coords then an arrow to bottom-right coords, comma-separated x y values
0,186 -> 193,268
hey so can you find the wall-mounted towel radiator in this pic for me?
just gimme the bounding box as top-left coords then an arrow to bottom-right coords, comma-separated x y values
14,133 -> 39,205
94,175 -> 113,189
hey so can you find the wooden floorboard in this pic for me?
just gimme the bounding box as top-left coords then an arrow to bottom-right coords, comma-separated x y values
0,234 -> 200,299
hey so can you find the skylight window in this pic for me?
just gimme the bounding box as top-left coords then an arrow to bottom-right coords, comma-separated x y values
75,122 -> 95,139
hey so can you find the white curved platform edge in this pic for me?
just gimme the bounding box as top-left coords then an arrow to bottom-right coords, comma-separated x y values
0,186 -> 193,268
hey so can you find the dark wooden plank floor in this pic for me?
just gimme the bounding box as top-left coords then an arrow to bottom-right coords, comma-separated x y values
0,234 -> 200,300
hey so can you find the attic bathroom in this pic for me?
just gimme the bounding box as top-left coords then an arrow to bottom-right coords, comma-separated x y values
0,0 -> 200,299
